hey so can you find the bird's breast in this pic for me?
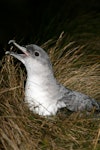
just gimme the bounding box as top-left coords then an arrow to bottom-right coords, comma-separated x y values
24,75 -> 66,115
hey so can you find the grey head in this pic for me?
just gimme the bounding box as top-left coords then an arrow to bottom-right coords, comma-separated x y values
6,40 -> 53,76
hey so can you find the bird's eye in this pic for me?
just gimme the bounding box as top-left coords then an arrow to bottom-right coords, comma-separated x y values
34,51 -> 39,56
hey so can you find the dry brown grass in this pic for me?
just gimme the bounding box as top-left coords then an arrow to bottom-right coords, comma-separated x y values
0,34 -> 100,150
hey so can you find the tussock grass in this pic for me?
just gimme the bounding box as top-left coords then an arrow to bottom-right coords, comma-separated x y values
0,34 -> 100,150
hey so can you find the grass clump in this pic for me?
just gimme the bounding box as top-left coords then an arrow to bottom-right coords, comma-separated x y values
0,34 -> 100,150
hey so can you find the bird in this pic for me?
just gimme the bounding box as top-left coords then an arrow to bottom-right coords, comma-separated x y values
5,40 -> 100,116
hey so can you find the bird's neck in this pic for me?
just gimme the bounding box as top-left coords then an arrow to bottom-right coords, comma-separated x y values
26,67 -> 63,102
27,69 -> 56,85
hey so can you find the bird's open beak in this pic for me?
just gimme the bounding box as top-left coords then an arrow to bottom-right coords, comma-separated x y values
6,40 -> 29,56
5,40 -> 29,64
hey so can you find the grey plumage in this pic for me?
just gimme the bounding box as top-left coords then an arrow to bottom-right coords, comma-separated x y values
5,40 -> 100,116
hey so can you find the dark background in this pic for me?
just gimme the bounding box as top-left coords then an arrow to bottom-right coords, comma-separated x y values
0,0 -> 100,58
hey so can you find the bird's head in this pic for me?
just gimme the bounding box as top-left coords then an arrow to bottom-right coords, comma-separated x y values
6,40 -> 53,75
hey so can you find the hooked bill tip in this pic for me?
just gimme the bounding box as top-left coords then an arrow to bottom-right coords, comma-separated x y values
5,51 -> 10,55
8,40 -> 15,44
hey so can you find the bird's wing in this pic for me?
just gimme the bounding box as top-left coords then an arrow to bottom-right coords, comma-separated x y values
58,87 -> 100,112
